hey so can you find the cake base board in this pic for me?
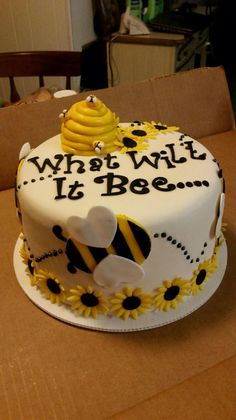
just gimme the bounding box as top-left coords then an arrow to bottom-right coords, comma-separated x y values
14,236 -> 227,332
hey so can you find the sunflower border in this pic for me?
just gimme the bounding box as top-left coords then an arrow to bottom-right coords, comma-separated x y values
21,238 -> 223,319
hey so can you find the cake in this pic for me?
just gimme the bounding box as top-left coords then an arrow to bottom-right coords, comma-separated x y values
14,95 -> 226,330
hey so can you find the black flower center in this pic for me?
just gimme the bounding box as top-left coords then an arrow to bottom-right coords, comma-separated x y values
81,292 -> 99,307
155,124 -> 167,130
196,269 -> 207,285
123,137 -> 137,148
46,278 -> 61,294
28,259 -> 34,275
131,129 -> 147,137
122,296 -> 141,310
164,285 -> 180,301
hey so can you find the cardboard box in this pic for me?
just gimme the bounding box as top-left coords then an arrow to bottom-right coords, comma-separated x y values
0,67 -> 236,419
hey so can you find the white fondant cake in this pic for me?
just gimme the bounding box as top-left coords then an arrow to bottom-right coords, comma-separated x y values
15,96 -> 226,326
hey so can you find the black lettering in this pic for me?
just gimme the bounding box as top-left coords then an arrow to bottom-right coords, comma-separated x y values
68,181 -> 84,200
94,172 -> 128,196
89,157 -> 103,171
28,154 -> 64,173
128,151 -> 160,169
53,177 -> 67,199
103,154 -> 120,169
160,155 -> 176,169
152,177 -> 176,192
64,154 -> 85,174
184,141 -> 206,160
130,178 -> 149,194
165,143 -> 187,164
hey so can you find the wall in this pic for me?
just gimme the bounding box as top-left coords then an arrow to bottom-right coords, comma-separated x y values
0,0 -> 96,102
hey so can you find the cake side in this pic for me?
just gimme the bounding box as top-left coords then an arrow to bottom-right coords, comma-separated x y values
15,123 -> 225,320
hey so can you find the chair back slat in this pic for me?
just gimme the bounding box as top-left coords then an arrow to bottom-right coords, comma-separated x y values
0,51 -> 81,102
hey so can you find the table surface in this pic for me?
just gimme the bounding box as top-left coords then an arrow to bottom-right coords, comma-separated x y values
0,130 -> 235,420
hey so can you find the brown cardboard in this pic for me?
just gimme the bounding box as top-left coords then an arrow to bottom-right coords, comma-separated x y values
0,67 -> 236,419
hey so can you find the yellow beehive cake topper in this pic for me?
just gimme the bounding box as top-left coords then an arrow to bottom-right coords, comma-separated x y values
60,95 -> 120,156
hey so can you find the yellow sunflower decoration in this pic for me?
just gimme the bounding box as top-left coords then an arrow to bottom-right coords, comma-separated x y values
67,285 -> 108,318
221,222 -> 227,233
20,241 -> 36,285
211,237 -> 224,266
145,121 -> 179,134
110,287 -> 152,320
114,122 -> 157,153
34,269 -> 66,304
154,278 -> 191,311
190,258 -> 218,296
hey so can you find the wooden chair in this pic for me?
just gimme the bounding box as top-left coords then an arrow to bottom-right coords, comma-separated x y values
0,51 -> 81,102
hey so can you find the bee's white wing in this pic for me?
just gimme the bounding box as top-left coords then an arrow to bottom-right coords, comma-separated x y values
19,142 -> 31,160
93,254 -> 144,288
67,206 -> 117,247
215,193 -> 225,238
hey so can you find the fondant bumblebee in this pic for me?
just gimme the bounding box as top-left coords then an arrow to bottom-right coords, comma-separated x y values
53,206 -> 151,288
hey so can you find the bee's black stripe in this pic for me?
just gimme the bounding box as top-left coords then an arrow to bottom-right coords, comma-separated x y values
128,220 -> 151,259
112,224 -> 135,261
66,239 -> 91,273
88,246 -> 108,264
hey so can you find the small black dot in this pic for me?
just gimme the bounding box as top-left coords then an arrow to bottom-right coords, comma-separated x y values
48,174 -> 52,178
204,242 -> 207,247
186,255 -> 190,260
31,179 -> 36,183
172,240 -> 177,245
154,233 -> 159,238
177,243 -> 182,248
155,124 -> 167,130
161,232 -> 167,238
186,182 -> 193,187
190,259 -> 194,263
181,246 -> 185,251
202,180 -> 209,187
40,177 -> 44,181
201,251 -> 205,255
184,251 -> 188,255
196,258 -> 200,262
160,150 -> 167,155
177,182 -> 185,189
23,181 -> 28,185
218,169 -> 223,178
194,181 -> 202,187
167,236 -> 172,241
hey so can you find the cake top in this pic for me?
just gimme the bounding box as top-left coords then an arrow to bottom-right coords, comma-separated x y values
60,95 -> 120,156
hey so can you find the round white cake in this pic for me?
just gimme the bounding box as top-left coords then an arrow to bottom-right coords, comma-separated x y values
14,96 -> 226,330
